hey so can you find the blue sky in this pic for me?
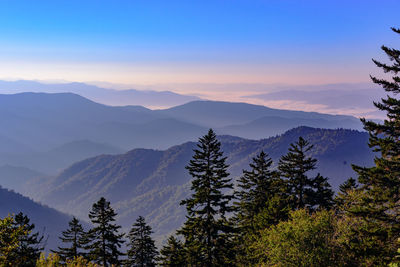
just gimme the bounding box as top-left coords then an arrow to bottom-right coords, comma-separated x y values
0,0 -> 399,85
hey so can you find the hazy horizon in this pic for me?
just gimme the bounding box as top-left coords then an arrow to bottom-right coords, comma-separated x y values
0,78 -> 384,119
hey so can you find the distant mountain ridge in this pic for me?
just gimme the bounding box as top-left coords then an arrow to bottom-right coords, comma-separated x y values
158,100 -> 361,128
26,127 -> 374,243
0,92 -> 364,176
0,80 -> 200,108
218,115 -> 359,140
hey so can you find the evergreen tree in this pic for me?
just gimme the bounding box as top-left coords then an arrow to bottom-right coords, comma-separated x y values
335,177 -> 357,209
235,151 -> 283,231
310,174 -> 334,210
52,217 -> 86,261
158,236 -> 185,266
278,137 -> 333,211
345,27 -> 400,264
126,216 -> 158,267
86,197 -> 124,267
9,212 -> 45,266
179,129 -> 235,266
234,151 -> 287,264
339,177 -> 357,194
0,215 -> 28,266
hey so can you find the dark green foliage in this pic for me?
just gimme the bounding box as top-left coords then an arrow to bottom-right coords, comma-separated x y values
158,236 -> 185,266
339,177 -> 357,194
335,177 -> 358,209
9,212 -> 44,267
52,217 -> 86,261
126,216 -> 158,267
310,174 -> 334,209
0,215 -> 27,266
345,27 -> 400,265
179,129 -> 235,266
235,151 -> 284,230
278,136 -> 334,211
86,197 -> 124,267
234,151 -> 288,264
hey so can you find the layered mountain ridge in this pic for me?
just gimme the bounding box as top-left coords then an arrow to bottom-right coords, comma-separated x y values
0,92 -> 363,174
25,127 -> 374,243
0,91 -> 372,248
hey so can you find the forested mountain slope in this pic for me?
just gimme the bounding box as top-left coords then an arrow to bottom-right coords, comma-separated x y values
29,127 -> 373,243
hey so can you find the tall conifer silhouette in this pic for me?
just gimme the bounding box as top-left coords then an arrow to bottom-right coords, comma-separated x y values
86,197 -> 124,266
278,137 -> 333,210
179,129 -> 235,266
126,216 -> 158,267
52,217 -> 86,261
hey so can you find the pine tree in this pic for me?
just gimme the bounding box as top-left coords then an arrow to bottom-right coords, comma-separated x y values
0,215 -> 29,266
278,137 -> 333,211
126,216 -> 158,267
234,151 -> 287,265
86,197 -> 124,266
158,236 -> 185,266
310,174 -> 334,209
335,177 -> 357,209
339,177 -> 357,194
52,217 -> 86,261
9,212 -> 45,267
345,27 -> 400,264
235,151 -> 285,233
179,129 -> 235,266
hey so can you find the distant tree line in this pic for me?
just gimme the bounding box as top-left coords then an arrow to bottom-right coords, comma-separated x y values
0,27 -> 399,266
0,196 -> 159,266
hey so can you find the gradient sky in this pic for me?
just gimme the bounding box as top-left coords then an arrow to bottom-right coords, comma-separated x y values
0,0 -> 399,86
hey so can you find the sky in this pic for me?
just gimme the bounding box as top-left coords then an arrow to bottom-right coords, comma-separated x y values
0,0 -> 398,86
0,0 -> 399,118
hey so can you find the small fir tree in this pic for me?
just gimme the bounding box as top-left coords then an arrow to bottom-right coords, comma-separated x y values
339,177 -> 357,194
235,151 -> 285,232
179,129 -> 235,266
52,217 -> 87,261
0,215 -> 27,266
10,212 -> 45,266
126,216 -> 158,267
310,173 -> 334,210
86,197 -> 124,267
234,151 -> 288,264
158,236 -> 185,266
278,137 -> 333,211
335,177 -> 358,209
